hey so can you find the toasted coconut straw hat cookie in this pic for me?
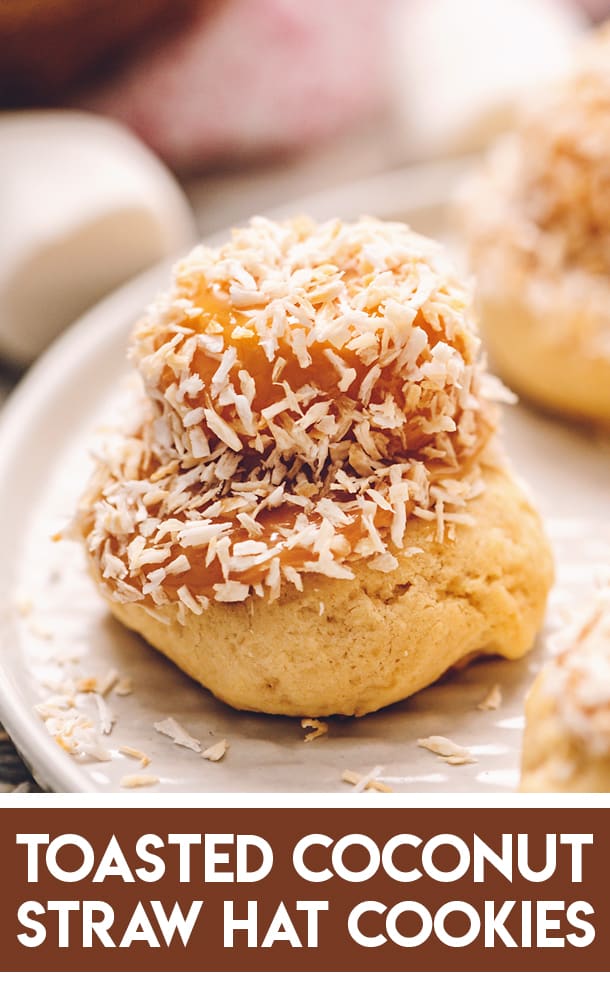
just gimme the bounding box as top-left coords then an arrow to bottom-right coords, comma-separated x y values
521,587 -> 610,792
459,24 -> 610,426
77,216 -> 553,716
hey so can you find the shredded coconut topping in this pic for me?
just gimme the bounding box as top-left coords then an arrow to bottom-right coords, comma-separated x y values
544,586 -> 610,755
78,216 -> 500,609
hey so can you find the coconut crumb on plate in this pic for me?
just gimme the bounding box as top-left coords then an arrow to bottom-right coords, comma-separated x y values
154,716 -> 201,752
98,668 -> 119,697
120,773 -> 159,789
342,766 -> 393,793
50,713 -> 112,762
115,676 -> 133,696
201,738 -> 228,762
301,718 -> 328,742
477,683 -> 502,711
119,745 -> 151,768
445,753 -> 477,766
93,693 -> 115,736
417,735 -> 477,765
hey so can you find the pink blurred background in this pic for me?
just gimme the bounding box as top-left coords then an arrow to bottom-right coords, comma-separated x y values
1,0 -> 608,364
2,0 -> 607,174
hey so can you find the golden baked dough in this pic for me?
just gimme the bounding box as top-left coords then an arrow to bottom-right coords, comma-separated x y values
521,592 -> 610,793
459,24 -> 610,427
77,215 -> 553,716
475,295 -> 610,426
105,465 -> 552,717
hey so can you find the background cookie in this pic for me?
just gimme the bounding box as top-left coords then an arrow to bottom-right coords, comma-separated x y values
459,24 -> 610,427
521,590 -> 610,792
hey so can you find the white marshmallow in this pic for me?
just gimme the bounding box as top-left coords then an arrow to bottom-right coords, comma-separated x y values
0,111 -> 197,364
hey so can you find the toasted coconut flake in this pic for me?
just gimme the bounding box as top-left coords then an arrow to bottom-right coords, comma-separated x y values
213,581 -> 250,603
418,735 -> 476,765
301,718 -> 328,742
119,745 -> 151,768
99,668 -> 119,697
94,693 -> 115,736
445,753 -> 477,766
477,683 -> 503,711
341,768 -> 393,793
176,584 -> 206,614
34,697 -> 74,720
367,552 -> 399,573
120,773 -> 159,789
202,739 -> 228,762
42,706 -> 112,762
115,676 -> 133,697
204,407 -> 243,452
154,716 -> 201,753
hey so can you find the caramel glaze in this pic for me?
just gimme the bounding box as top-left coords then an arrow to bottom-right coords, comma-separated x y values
147,283 -> 479,463
87,418 -> 491,601
90,283 -> 493,600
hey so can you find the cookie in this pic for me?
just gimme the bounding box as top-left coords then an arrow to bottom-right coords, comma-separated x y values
459,24 -> 610,426
77,216 -> 553,716
521,590 -> 610,792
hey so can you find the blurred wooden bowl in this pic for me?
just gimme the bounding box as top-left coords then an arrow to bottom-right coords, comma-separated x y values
0,0 -> 203,104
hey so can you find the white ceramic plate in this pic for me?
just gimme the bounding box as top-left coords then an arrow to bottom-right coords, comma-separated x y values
0,160 -> 608,793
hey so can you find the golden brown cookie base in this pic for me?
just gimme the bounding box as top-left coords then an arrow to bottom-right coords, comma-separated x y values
479,294 -> 610,428
99,465 -> 553,717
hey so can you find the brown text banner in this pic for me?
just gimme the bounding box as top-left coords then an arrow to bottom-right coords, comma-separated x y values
1,808 -> 608,972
